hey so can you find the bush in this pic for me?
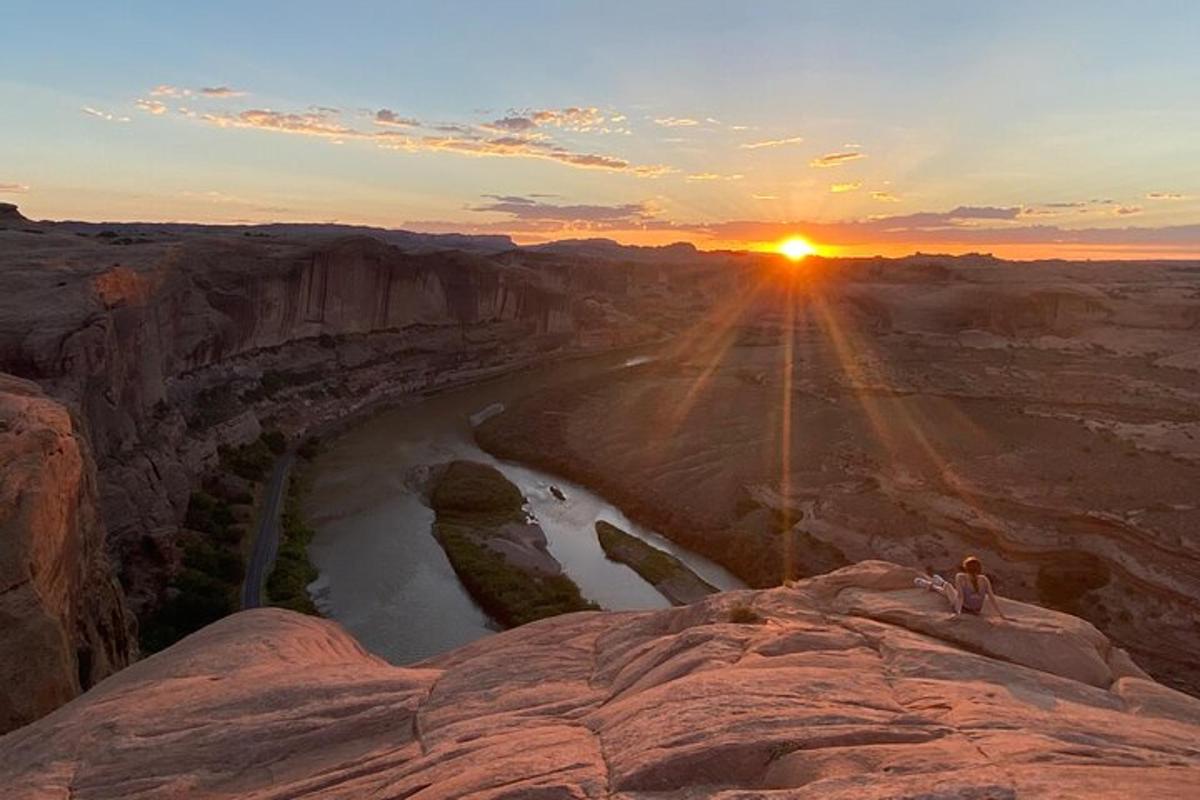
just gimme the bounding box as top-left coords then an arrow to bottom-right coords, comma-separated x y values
262,429 -> 287,455
265,481 -> 320,615
219,436 -> 276,483
297,436 -> 321,461
435,525 -> 596,627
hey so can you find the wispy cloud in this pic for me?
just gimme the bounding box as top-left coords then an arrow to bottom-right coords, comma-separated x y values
149,84 -> 188,97
752,194 -> 777,200
654,117 -> 700,127
1113,205 -> 1142,216
0,182 -> 29,194
136,98 -> 168,115
161,94 -> 670,175
685,172 -> 744,182
82,106 -> 130,122
471,195 -> 654,226
374,108 -> 420,127
202,108 -> 356,137
484,107 -> 608,133
870,191 -> 900,202
200,86 -> 246,97
151,84 -> 246,98
1146,192 -> 1188,200
739,135 -> 804,150
810,151 -> 866,167
830,182 -> 861,193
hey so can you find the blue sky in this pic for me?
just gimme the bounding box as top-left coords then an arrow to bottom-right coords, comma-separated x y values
3,1 -> 1199,255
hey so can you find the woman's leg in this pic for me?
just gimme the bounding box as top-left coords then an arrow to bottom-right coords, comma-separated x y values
935,582 -> 959,612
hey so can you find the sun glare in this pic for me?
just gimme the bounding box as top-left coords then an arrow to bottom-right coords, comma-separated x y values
777,236 -> 816,261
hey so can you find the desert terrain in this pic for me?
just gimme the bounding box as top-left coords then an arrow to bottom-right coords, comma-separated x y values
477,255 -> 1200,694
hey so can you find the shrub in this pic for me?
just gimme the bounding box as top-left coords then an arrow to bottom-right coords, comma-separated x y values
262,429 -> 287,455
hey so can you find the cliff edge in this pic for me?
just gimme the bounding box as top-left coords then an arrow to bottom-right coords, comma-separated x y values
2,560 -> 1197,798
0,376 -> 136,732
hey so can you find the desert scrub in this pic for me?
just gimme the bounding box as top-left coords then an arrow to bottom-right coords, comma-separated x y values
434,524 -> 597,627
430,460 -> 597,626
266,472 -> 320,615
140,488 -> 248,652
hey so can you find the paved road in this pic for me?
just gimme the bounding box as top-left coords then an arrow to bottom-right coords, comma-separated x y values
241,452 -> 295,609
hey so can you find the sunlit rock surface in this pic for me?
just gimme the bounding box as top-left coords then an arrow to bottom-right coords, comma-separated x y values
0,376 -> 135,733
2,561 -> 1197,798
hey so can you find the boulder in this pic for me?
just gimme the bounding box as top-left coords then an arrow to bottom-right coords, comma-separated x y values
2,562 -> 1198,798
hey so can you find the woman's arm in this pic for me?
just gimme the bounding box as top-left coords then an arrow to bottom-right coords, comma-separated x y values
983,577 -> 1009,619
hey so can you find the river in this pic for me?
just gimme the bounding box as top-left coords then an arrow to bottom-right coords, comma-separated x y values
303,351 -> 744,664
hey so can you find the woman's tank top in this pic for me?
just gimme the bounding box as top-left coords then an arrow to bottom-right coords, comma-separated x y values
961,577 -> 985,613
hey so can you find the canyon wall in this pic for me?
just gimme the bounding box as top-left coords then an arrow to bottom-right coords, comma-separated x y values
0,376 -> 134,731
0,220 -> 710,730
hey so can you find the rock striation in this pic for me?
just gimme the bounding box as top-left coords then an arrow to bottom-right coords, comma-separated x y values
0,376 -> 135,732
2,561 -> 1198,798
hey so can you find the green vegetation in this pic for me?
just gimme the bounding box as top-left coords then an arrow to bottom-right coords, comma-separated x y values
597,520 -> 683,585
435,523 -> 597,627
596,520 -> 717,605
140,430 -> 296,652
241,368 -> 325,403
218,434 -> 278,482
265,471 -> 320,615
431,460 -> 597,626
430,460 -> 526,517
140,488 -> 247,653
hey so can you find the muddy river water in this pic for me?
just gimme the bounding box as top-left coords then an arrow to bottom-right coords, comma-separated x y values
304,352 -> 744,664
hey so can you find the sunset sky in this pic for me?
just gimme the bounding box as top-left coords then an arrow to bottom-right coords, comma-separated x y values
4,1 -> 1199,258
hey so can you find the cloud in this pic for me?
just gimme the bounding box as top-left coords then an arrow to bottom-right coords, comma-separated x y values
740,135 -> 804,150
200,86 -> 245,97
81,106 -> 130,122
830,182 -> 861,193
470,196 -> 655,228
374,108 -> 420,127
136,98 -> 168,115
1147,192 -> 1187,200
870,191 -> 900,202
149,84 -> 188,97
203,108 -> 356,137
752,194 -> 778,200
1113,205 -> 1142,216
685,173 -> 744,182
0,182 -> 29,194
153,92 -> 670,175
654,117 -> 700,127
484,107 -> 607,133
810,151 -> 866,167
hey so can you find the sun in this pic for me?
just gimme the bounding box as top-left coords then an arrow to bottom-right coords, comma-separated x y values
777,236 -> 816,261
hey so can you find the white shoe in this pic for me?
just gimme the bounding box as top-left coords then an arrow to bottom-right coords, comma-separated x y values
914,577 -> 934,590
930,574 -> 948,589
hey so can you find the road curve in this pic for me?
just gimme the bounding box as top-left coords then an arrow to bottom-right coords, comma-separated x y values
241,452 -> 295,609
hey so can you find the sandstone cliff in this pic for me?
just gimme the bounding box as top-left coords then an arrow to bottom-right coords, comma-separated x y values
0,224 -> 691,608
0,376 -> 135,732
1,561 -> 1197,798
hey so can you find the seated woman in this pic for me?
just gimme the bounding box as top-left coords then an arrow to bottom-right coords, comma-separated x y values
915,556 -> 1009,619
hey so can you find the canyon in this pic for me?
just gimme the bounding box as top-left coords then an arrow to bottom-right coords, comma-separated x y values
2,202 -> 1199,774
0,206 -> 721,731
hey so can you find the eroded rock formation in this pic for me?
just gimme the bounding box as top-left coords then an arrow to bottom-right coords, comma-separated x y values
475,256 -> 1200,694
2,561 -> 1197,798
0,376 -> 135,732
0,214 -> 726,728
